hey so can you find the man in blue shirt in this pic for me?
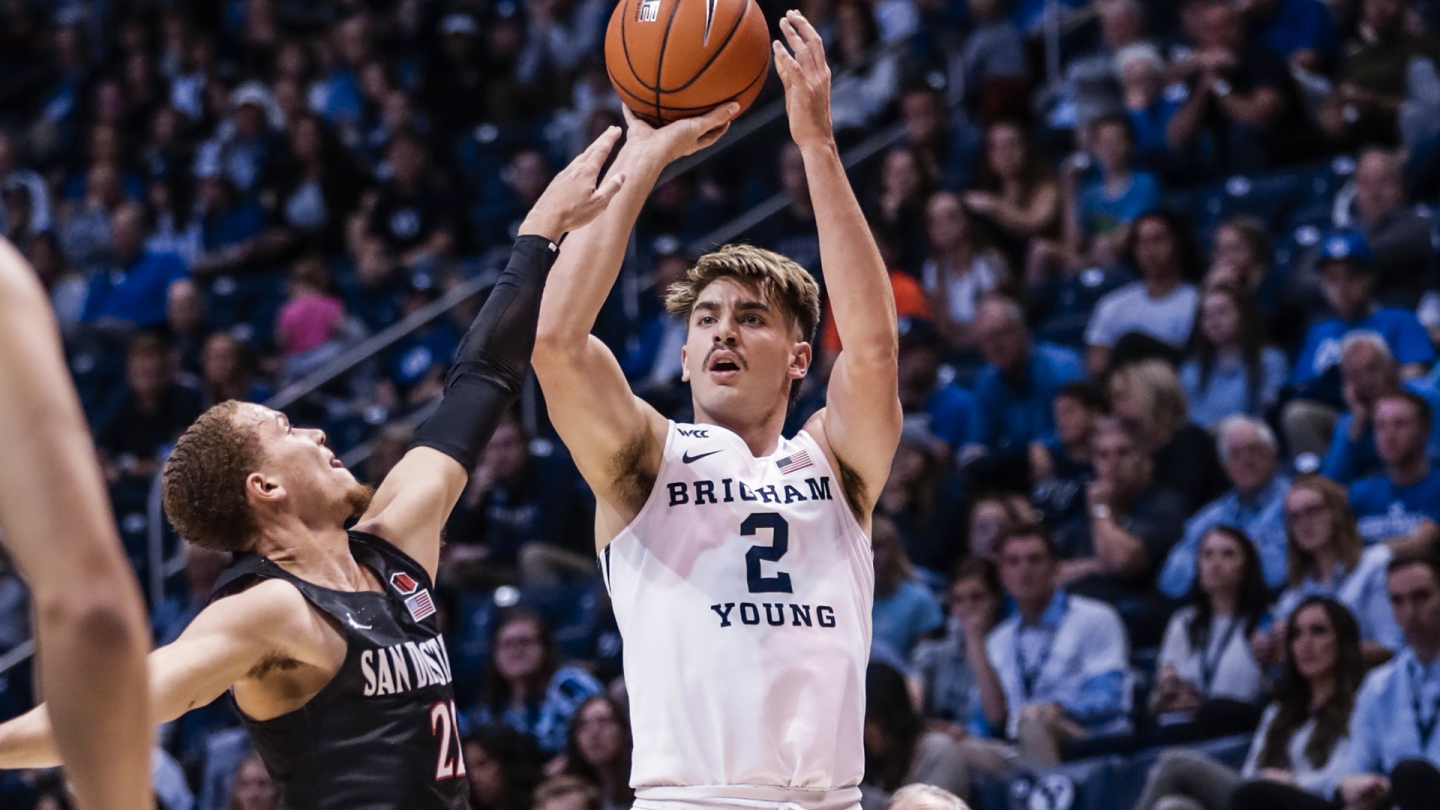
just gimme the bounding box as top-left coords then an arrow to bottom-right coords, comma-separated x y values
975,526 -> 1131,765
1322,332 -> 1440,483
898,317 -> 977,452
965,298 -> 1083,455
81,203 -> 187,329
1159,415 -> 1291,597
1292,231 -> 1433,383
1350,392 -> 1440,550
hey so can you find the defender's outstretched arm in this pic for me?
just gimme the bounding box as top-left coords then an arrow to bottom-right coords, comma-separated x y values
355,128 -> 628,577
533,106 -> 736,525
0,239 -> 152,810
778,13 -> 902,517
0,579 -> 336,771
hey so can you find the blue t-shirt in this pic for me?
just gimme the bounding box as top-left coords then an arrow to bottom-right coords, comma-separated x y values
1251,0 -> 1338,64
1077,172 -> 1162,238
926,383 -> 978,450
1322,377 -> 1440,483
872,579 -> 944,658
81,252 -> 188,328
968,343 -> 1084,452
1129,99 -> 1181,170
1293,307 -> 1435,383
1350,469 -> 1440,545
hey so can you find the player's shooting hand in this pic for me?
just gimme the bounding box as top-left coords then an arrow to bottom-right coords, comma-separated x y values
519,126 -> 628,242
773,11 -> 833,150
621,103 -> 737,167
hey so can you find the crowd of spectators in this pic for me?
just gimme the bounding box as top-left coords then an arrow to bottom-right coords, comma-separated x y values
11,0 -> 1440,808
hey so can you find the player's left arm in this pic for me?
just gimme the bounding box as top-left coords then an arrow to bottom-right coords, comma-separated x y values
777,12 -> 901,519
0,238 -> 153,810
354,128 -> 627,578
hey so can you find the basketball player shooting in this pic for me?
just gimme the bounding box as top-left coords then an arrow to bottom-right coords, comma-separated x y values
0,128 -> 628,809
0,239 -> 152,810
533,11 -> 901,810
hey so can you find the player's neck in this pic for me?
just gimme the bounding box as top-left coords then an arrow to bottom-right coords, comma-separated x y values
252,522 -> 375,592
692,401 -> 788,458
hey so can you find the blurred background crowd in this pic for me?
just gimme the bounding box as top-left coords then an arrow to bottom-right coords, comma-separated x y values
8,0 -> 1440,807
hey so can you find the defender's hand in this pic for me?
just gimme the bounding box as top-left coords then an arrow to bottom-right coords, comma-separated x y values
773,11 -> 833,150
519,127 -> 628,241
621,103 -> 737,167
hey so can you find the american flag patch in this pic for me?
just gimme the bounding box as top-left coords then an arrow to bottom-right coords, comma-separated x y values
776,451 -> 813,475
405,589 -> 437,621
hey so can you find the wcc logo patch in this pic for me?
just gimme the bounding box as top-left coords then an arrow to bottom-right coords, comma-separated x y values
390,572 -> 436,621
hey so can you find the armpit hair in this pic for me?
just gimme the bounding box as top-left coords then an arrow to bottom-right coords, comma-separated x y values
836,455 -> 868,523
247,651 -> 302,681
608,431 -> 658,514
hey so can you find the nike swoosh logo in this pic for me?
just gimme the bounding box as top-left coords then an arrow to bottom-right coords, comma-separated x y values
682,449 -> 722,464
347,616 -> 373,630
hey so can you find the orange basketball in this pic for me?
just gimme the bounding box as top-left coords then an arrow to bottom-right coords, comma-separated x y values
605,0 -> 772,126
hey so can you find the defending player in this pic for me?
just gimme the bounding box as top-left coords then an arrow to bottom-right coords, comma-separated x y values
0,127 -> 628,808
533,12 -> 901,810
0,240 -> 152,810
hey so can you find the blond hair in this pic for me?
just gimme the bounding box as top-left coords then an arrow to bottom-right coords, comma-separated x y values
663,244 -> 822,342
1108,359 -> 1189,444
887,784 -> 970,810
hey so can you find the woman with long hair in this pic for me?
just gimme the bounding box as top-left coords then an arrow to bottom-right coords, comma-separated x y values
469,609 -> 603,755
1084,210 -> 1201,378
963,121 -> 1060,264
274,112 -> 366,255
861,662 -> 969,810
464,724 -> 548,810
876,426 -> 951,570
870,516 -> 944,659
1253,476 -> 1402,668
1135,596 -> 1364,810
918,192 -> 1010,351
869,147 -> 935,275
1150,527 -> 1269,735
1107,358 -> 1228,513
1179,284 -> 1289,428
558,696 -> 634,810
828,0 -> 899,134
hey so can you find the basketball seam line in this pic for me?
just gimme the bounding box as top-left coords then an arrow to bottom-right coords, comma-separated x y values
653,0 -> 685,122
619,0 -> 654,94
608,58 -> 764,113
656,0 -> 751,94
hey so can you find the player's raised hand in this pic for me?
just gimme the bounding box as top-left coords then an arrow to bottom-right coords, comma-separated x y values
620,103 -> 738,166
773,10 -> 833,150
519,126 -> 628,242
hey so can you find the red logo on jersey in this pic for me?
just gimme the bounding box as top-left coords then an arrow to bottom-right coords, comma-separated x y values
390,572 -> 419,595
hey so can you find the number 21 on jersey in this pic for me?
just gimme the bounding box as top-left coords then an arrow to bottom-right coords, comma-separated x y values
430,700 -> 467,780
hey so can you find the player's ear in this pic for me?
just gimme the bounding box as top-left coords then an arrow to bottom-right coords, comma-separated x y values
247,471 -> 286,504
680,344 -> 691,382
789,341 -> 811,380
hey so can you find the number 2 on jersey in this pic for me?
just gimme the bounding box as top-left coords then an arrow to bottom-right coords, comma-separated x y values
430,700 -> 466,780
743,512 -> 793,593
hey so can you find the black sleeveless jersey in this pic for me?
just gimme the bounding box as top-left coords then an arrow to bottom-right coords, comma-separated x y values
211,531 -> 469,810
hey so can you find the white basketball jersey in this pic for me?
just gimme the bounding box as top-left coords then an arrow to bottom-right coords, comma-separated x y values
602,421 -> 873,809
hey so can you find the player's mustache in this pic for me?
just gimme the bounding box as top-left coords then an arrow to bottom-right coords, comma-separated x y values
705,346 -> 748,370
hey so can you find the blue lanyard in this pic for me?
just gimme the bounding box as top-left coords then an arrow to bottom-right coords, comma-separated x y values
1411,663 -> 1440,749
1015,596 -> 1067,700
1198,616 -> 1243,694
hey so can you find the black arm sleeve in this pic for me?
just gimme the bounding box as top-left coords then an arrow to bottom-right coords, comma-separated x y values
411,234 -> 559,470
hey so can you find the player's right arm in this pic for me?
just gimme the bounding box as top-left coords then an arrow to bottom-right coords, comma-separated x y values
0,579 -> 322,769
533,105 -> 735,527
